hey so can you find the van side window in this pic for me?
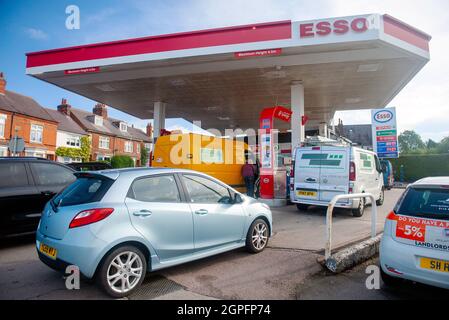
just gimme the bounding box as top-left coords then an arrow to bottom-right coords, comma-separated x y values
129,175 -> 181,203
0,163 -> 29,188
359,153 -> 373,170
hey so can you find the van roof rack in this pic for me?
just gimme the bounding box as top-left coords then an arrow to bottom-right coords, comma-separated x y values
303,135 -> 352,147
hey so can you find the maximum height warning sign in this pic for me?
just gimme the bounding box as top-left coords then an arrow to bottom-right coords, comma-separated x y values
371,107 -> 399,158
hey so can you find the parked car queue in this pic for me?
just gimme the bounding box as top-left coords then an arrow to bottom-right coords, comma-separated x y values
0,157 -> 447,296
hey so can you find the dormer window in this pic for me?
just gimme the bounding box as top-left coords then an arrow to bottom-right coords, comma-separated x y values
94,115 -> 103,126
120,122 -> 127,132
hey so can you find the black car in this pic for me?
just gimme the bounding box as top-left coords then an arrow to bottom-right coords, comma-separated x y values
0,157 -> 76,237
66,161 -> 112,171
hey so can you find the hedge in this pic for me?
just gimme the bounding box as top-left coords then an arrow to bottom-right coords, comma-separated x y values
390,154 -> 449,182
110,155 -> 135,168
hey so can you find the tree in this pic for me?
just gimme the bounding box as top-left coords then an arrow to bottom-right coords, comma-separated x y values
111,155 -> 134,168
398,130 -> 425,153
437,137 -> 449,154
140,144 -> 148,167
426,139 -> 438,149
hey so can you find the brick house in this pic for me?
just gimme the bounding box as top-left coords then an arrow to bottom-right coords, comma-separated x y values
45,100 -> 88,163
62,101 -> 152,166
0,72 -> 57,159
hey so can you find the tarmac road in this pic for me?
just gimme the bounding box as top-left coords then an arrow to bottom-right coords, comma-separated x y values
297,257 -> 449,300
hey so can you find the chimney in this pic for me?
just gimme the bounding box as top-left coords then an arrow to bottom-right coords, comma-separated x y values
57,98 -> 71,116
93,103 -> 108,118
0,72 -> 6,95
146,122 -> 153,138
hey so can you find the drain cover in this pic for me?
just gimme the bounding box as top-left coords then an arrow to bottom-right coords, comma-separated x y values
129,274 -> 184,299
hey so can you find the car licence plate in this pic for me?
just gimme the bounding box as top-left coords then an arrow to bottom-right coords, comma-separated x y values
297,190 -> 317,197
39,243 -> 57,260
420,257 -> 449,273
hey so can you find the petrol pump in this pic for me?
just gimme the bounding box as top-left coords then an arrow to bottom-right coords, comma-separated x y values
259,106 -> 292,204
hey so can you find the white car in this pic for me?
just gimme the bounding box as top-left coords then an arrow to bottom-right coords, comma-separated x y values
380,177 -> 449,289
290,145 -> 384,216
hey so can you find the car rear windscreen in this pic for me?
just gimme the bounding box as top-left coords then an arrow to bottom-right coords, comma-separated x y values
396,187 -> 449,220
52,176 -> 114,207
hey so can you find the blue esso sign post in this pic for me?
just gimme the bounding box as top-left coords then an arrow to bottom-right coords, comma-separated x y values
371,107 -> 399,158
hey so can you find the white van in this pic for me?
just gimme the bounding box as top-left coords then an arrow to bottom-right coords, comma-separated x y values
290,145 -> 384,216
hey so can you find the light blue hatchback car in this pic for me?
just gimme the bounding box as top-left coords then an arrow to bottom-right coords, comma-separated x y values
36,168 -> 272,297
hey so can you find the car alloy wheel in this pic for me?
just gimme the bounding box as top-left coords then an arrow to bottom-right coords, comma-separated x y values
106,251 -> 143,294
252,221 -> 268,250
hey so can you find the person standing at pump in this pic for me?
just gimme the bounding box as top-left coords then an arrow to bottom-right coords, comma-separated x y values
242,159 -> 257,197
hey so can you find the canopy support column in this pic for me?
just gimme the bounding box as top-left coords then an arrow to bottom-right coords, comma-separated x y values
153,101 -> 166,140
291,81 -> 305,153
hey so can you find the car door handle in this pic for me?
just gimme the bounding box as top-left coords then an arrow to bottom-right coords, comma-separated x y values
305,177 -> 317,183
195,209 -> 208,215
133,210 -> 152,217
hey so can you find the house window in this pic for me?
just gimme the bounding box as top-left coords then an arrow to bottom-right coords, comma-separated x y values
94,116 -> 103,126
0,114 -> 6,138
97,155 -> 111,162
99,136 -> 110,149
30,124 -> 43,143
0,146 -> 7,156
120,122 -> 127,132
137,143 -> 140,154
125,141 -> 133,153
66,135 -> 80,147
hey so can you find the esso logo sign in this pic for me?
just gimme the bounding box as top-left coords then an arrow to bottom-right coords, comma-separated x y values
300,17 -> 368,38
374,110 -> 393,123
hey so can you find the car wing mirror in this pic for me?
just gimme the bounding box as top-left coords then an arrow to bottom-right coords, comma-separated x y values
234,193 -> 243,204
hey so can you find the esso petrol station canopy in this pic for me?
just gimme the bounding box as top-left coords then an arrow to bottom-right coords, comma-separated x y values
26,14 -> 430,132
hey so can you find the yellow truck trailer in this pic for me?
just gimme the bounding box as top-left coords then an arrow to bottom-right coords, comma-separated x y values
152,133 -> 250,192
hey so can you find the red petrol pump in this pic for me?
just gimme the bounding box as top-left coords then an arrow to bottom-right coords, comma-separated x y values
259,106 -> 292,201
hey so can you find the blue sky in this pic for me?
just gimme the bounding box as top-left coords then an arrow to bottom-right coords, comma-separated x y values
1,0 -> 449,141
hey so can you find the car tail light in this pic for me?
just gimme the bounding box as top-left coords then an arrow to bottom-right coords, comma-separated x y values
349,161 -> 356,181
312,146 -> 320,150
69,208 -> 114,228
348,187 -> 353,193
290,160 -> 295,179
386,211 -> 397,221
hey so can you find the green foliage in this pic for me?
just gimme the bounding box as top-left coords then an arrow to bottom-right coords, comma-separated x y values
437,137 -> 449,154
56,136 -> 91,162
140,144 -> 148,167
390,154 -> 449,182
398,130 -> 425,153
79,136 -> 91,162
426,139 -> 438,149
111,155 -> 135,168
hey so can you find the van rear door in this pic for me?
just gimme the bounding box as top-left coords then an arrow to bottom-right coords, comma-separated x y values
294,147 -> 322,202
318,146 -> 350,202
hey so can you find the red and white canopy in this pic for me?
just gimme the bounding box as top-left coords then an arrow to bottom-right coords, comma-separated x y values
26,14 -> 431,131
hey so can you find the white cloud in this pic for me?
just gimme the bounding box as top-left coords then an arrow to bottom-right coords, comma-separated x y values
24,27 -> 48,40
